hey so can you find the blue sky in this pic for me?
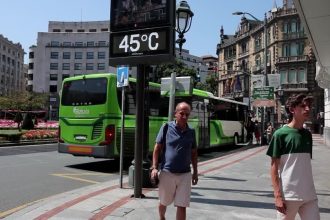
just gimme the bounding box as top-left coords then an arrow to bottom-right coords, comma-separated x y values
0,0 -> 278,63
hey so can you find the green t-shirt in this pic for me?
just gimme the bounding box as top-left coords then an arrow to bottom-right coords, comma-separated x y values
267,125 -> 312,158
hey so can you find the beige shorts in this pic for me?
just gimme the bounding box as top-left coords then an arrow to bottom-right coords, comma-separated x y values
158,171 -> 192,207
277,199 -> 320,220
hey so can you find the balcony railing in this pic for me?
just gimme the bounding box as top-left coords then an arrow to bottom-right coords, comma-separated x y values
282,31 -> 306,40
277,55 -> 308,63
281,83 -> 308,91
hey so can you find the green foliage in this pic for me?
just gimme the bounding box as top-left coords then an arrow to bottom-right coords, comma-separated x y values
0,91 -> 48,111
0,130 -> 22,142
153,60 -> 218,95
153,60 -> 199,86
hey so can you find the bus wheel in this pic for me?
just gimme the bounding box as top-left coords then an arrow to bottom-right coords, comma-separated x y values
234,133 -> 239,146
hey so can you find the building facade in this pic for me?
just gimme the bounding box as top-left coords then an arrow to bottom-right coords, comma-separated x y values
216,1 -> 323,131
28,21 -> 116,119
0,34 -> 25,96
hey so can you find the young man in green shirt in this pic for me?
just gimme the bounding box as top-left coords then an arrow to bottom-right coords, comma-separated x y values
266,93 -> 320,220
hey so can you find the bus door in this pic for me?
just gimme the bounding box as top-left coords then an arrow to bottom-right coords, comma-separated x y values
195,100 -> 210,149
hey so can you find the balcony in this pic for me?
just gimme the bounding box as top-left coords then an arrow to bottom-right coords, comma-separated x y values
277,55 -> 308,64
282,31 -> 306,40
281,83 -> 308,91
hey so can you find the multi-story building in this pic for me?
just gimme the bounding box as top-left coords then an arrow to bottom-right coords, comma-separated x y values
28,21 -> 116,119
0,34 -> 25,96
216,0 -> 323,131
175,48 -> 209,83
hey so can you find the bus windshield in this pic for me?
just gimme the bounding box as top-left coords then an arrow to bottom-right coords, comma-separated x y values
61,77 -> 108,106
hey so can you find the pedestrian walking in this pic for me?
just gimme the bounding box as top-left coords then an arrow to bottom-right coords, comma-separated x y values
245,117 -> 255,144
254,120 -> 261,145
151,102 -> 198,220
266,93 -> 320,220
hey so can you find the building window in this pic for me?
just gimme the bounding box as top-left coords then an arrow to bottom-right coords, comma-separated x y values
75,52 -> 83,59
77,29 -> 85,32
298,42 -> 305,56
62,63 -> 70,70
97,63 -> 105,70
53,29 -> 61,32
28,74 -> 33,80
50,63 -> 58,70
255,55 -> 261,66
51,41 -> 60,47
282,44 -> 290,57
98,52 -> 106,59
63,42 -> 72,47
29,63 -> 34,70
297,67 -> 306,83
89,29 -> 97,32
87,41 -> 94,47
50,52 -> 59,59
98,41 -> 106,46
291,20 -> 297,33
63,52 -> 71,59
86,63 -> 94,70
49,85 -> 57,93
50,74 -> 58,81
65,29 -> 73,32
280,69 -> 288,84
101,28 -> 109,32
75,42 -> 83,47
288,68 -> 296,84
290,43 -> 298,56
87,52 -> 94,59
74,63 -> 82,70
29,52 -> 34,59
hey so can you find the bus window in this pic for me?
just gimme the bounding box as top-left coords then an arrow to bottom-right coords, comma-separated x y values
148,85 -> 161,116
62,77 -> 107,106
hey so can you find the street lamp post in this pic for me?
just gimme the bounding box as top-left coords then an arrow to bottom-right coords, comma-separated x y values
176,1 -> 194,54
168,0 -> 194,120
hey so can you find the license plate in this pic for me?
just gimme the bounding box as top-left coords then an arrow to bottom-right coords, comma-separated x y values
68,146 -> 92,154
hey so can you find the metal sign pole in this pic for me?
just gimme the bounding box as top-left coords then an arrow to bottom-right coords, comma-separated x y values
168,72 -> 176,121
117,66 -> 129,188
119,86 -> 125,188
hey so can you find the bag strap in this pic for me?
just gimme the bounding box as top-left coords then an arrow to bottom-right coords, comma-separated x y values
159,123 -> 168,168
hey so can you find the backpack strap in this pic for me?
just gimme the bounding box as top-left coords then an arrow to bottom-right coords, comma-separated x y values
159,123 -> 168,168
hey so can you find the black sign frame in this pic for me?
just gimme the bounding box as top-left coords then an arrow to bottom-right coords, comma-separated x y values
109,0 -> 176,66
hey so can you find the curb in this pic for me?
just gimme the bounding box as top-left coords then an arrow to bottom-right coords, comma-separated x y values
0,139 -> 57,147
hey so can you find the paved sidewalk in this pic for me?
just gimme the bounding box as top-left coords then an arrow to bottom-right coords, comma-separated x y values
4,134 -> 330,220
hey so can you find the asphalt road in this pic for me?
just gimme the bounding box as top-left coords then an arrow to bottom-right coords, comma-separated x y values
0,144 -> 121,214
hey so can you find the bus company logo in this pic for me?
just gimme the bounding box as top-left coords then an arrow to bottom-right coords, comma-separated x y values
73,107 -> 90,115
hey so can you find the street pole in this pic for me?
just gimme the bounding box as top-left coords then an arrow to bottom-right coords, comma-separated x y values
119,86 -> 125,188
261,13 -> 268,140
168,72 -> 176,121
134,64 -> 145,198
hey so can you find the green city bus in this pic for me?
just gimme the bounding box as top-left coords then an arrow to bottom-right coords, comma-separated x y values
58,73 -> 248,158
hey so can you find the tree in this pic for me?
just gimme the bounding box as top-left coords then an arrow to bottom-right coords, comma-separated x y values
153,60 -> 200,87
153,61 -> 219,96
0,91 -> 48,111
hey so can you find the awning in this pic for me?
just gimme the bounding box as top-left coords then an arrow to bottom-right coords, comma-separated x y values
252,99 -> 276,107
